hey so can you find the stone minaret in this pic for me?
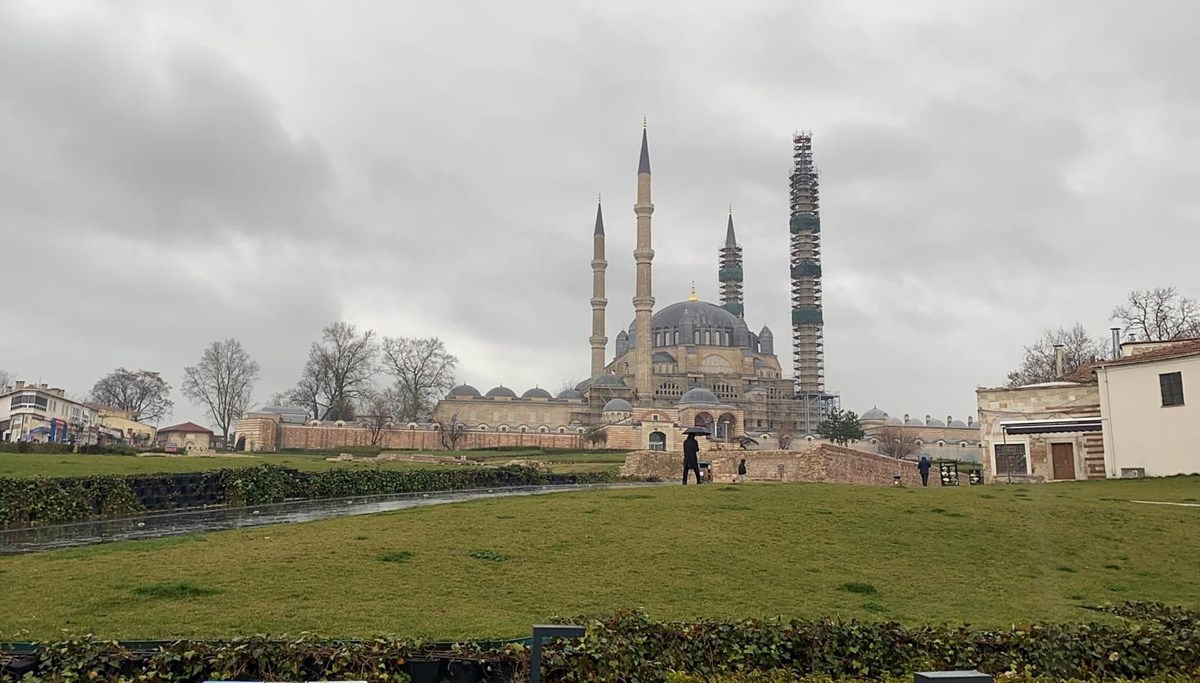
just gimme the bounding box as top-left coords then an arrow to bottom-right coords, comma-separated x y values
589,195 -> 608,377
719,209 -> 744,318
632,125 -> 655,399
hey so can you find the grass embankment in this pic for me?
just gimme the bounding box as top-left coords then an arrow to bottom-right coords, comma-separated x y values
0,449 -> 624,478
1,477 -> 1197,640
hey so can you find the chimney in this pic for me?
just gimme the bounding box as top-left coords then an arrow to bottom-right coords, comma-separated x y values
1053,344 -> 1065,379
39,383 -> 48,390
925,414 -> 931,425
15,380 -> 25,389
967,416 -> 974,427
947,415 -> 953,426
1111,327 -> 1121,359
903,413 -> 910,423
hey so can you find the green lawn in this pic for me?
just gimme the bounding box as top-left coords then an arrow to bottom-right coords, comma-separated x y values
0,450 -> 623,478
2,477 -> 1197,641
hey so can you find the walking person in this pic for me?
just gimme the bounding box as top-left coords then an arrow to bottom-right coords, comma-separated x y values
737,458 -> 748,483
917,455 -> 932,487
682,432 -> 703,484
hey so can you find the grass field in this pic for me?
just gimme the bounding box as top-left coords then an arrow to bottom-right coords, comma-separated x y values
0,449 -> 625,478
1,476 -> 1198,640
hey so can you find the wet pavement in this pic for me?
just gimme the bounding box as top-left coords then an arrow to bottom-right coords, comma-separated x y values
0,482 -> 657,555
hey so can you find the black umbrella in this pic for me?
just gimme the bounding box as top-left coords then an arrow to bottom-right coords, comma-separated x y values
683,426 -> 710,435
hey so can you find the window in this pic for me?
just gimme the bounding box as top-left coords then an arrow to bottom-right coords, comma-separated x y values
994,443 -> 1027,476
10,393 -> 49,411
1160,371 -> 1184,406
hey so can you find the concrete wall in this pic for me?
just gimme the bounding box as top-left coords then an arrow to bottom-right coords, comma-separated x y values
1099,355 -> 1200,477
620,444 -> 938,487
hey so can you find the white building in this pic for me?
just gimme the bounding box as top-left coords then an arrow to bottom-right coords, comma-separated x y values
1097,339 -> 1200,478
0,380 -> 99,445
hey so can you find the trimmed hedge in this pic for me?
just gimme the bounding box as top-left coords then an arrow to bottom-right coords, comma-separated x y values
2,602 -> 1199,682
0,465 -> 617,527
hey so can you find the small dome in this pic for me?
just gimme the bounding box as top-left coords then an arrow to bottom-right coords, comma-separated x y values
752,358 -> 771,369
678,387 -> 720,405
557,388 -> 583,400
652,351 -> 676,363
744,385 -> 767,394
590,374 -> 627,387
926,418 -> 946,427
861,407 -> 888,421
904,417 -> 924,427
521,387 -> 552,399
603,398 -> 633,412
885,417 -> 903,426
485,386 -> 518,398
447,384 -> 481,398
948,419 -> 968,428
575,378 -> 594,391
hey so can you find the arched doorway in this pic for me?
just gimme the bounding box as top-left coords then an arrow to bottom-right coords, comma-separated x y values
694,412 -> 714,432
649,431 -> 666,451
716,412 -> 737,440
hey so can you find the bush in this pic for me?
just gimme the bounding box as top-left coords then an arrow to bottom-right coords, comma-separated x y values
0,465 -> 618,527
2,602 -> 1199,682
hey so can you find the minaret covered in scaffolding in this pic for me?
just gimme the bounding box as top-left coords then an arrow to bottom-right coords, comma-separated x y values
719,210 -> 744,318
789,131 -> 834,429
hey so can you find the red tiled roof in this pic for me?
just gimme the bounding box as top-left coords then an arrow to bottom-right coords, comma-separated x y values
158,421 -> 215,434
1100,340 -> 1200,367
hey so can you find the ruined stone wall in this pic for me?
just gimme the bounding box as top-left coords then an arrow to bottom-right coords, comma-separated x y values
620,444 -> 934,487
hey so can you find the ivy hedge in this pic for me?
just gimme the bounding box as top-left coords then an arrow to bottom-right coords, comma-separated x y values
0,465 -> 617,527
2,603 -> 1199,682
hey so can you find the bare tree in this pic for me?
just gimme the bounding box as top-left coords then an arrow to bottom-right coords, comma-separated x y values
1112,286 -> 1200,342
437,412 -> 468,450
293,322 -> 378,421
90,368 -> 174,423
1006,323 -> 1107,387
358,388 -> 401,446
181,339 -> 260,447
380,336 -> 458,422
875,425 -> 918,460
580,423 -> 608,448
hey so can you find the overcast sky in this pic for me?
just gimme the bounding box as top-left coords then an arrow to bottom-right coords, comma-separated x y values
2,0 -> 1198,428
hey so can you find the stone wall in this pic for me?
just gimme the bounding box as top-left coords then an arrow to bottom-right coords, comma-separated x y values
620,443 -> 936,487
233,416 -> 585,452
976,382 -> 1104,482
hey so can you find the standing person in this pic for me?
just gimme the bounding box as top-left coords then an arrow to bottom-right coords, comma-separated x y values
917,456 -> 932,487
682,433 -> 702,484
737,458 -> 748,483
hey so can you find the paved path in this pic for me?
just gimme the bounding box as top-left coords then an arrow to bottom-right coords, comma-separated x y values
0,482 -> 659,555
1130,499 -> 1200,508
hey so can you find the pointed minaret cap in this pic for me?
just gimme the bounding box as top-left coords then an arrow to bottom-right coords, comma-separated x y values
725,209 -> 737,247
638,124 -> 651,175
594,193 -> 604,236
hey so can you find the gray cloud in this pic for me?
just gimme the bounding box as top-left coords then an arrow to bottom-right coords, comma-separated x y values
2,0 -> 1199,427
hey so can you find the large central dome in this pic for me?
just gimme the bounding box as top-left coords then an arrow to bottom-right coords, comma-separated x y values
627,300 -> 751,348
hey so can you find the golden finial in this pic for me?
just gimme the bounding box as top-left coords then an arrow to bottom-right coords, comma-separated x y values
689,281 -> 698,301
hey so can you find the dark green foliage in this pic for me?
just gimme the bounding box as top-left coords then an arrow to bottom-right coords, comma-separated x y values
379,551 -> 414,563
469,549 -> 510,563
3,602 -> 1200,682
814,408 -> 865,445
0,465 -> 617,527
838,582 -> 879,595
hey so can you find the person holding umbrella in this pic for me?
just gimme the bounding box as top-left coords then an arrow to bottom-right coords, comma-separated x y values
682,426 -> 706,484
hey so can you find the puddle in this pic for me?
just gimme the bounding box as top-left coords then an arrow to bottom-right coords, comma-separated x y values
0,482 -> 658,555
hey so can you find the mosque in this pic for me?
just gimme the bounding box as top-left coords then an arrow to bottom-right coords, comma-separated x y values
434,127 -> 853,452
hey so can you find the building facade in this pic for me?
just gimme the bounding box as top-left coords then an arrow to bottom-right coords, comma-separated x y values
1096,339 -> 1200,478
157,422 -> 217,453
0,380 -> 98,445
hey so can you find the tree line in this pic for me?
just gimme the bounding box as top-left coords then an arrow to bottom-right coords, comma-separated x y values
2,323 -> 456,448
1007,286 -> 1200,387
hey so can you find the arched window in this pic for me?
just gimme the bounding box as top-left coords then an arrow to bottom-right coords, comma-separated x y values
694,330 -> 701,344
649,431 -> 667,451
699,354 -> 734,375
694,412 -> 714,429
655,382 -> 683,398
674,331 -> 680,345
704,330 -> 711,345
